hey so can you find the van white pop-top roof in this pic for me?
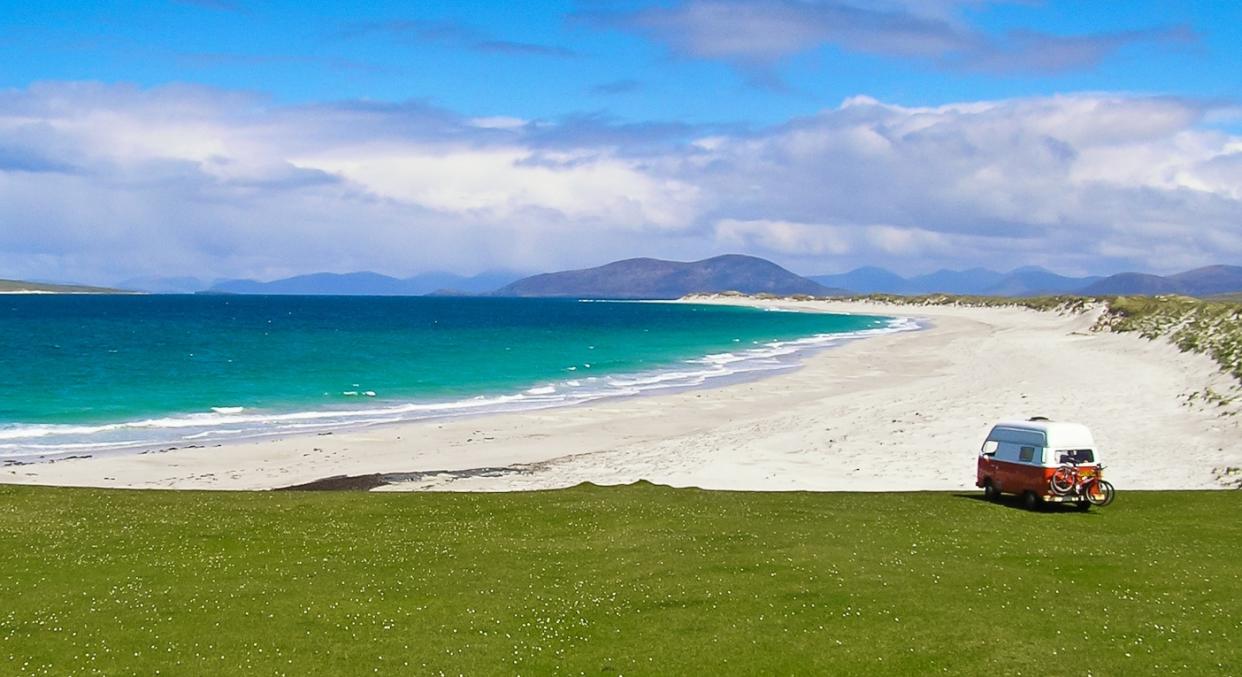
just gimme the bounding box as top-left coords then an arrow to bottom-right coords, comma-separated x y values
988,419 -> 1096,450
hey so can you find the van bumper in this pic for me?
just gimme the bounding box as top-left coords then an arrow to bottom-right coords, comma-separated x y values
1041,494 -> 1086,503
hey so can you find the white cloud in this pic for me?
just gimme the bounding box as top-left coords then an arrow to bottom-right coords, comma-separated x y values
0,82 -> 1239,282
714,218 -> 962,262
584,0 -> 1193,80
296,145 -> 699,228
685,94 -> 1241,273
469,116 -> 527,129
715,219 -> 854,255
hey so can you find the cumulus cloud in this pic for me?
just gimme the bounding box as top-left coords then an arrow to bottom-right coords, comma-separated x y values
0,82 -> 700,282
582,0 -> 1194,79
694,94 -> 1241,273
0,81 -> 1239,282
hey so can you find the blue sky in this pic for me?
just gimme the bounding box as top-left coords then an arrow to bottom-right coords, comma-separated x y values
1,1 -> 1240,282
5,1 -> 1237,124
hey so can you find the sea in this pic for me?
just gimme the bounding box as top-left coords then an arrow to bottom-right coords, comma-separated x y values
0,296 -> 912,462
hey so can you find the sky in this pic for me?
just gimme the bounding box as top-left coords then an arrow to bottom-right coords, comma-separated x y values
1,0 -> 1240,283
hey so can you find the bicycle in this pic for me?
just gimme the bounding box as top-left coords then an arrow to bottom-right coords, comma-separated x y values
1050,459 -> 1115,507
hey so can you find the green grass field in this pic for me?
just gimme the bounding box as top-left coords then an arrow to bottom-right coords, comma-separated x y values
2,484 -> 1238,675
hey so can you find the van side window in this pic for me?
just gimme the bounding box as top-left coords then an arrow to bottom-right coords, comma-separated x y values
1059,449 -> 1095,464
1019,446 -> 1035,462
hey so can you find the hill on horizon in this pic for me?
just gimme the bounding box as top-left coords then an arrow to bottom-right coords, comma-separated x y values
812,264 -> 1242,298
203,271 -> 522,296
1080,265 -> 1242,297
0,279 -> 129,294
117,276 -> 211,294
810,266 -> 1101,297
28,261 -> 1242,299
494,255 -> 843,299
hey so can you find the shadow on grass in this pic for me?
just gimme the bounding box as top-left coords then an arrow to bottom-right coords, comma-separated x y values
952,492 -> 1100,514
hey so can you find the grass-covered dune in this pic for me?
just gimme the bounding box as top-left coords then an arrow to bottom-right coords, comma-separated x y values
1,483 -> 1238,675
718,291 -> 1242,386
868,293 -> 1242,384
0,279 -> 128,294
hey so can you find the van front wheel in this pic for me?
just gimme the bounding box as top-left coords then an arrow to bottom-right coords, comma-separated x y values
983,479 -> 1001,501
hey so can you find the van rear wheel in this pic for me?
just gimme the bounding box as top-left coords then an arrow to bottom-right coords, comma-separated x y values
1021,491 -> 1042,511
983,479 -> 1001,501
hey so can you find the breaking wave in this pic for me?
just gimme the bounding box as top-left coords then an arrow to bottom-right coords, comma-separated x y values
0,316 -> 919,462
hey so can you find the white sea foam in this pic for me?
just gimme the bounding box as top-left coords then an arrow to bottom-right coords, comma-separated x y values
0,314 -> 920,462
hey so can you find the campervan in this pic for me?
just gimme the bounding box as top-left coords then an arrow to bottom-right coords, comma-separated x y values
976,419 -> 1109,509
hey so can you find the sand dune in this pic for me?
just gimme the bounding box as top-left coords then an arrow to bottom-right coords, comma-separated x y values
6,298 -> 1240,491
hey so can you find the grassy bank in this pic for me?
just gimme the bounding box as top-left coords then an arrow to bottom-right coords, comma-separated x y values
872,293 -> 1242,383
1,484 -> 1238,675
726,291 -> 1242,386
0,279 -> 128,294
1100,295 -> 1242,384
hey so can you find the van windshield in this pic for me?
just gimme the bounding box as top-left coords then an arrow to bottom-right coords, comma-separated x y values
1057,449 -> 1095,464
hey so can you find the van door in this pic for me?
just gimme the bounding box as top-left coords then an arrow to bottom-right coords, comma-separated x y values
993,442 -> 1021,491
1013,445 -> 1040,493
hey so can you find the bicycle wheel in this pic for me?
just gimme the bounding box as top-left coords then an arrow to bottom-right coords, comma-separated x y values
1049,466 -> 1076,495
1086,480 -> 1115,506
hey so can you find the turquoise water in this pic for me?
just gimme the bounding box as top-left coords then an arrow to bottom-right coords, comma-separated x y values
0,296 -> 906,459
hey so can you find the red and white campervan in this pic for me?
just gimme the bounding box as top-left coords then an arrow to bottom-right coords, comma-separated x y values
976,419 -> 1102,509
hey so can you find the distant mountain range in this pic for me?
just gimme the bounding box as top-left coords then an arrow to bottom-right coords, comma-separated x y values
810,264 -> 1242,298
809,266 -> 1102,296
117,276 -> 211,294
14,259 -> 1242,299
493,255 -> 844,299
147,271 -> 522,295
1079,265 -> 1242,297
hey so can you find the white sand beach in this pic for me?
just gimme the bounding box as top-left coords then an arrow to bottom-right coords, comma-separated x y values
5,298 -> 1240,492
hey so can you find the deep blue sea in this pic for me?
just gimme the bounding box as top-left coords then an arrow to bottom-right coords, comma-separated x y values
0,296 -> 908,460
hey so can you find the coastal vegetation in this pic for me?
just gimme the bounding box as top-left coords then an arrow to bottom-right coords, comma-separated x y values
911,294 -> 1242,384
707,292 -> 1242,384
0,279 -> 127,294
1100,296 -> 1242,384
1,483 -> 1238,675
